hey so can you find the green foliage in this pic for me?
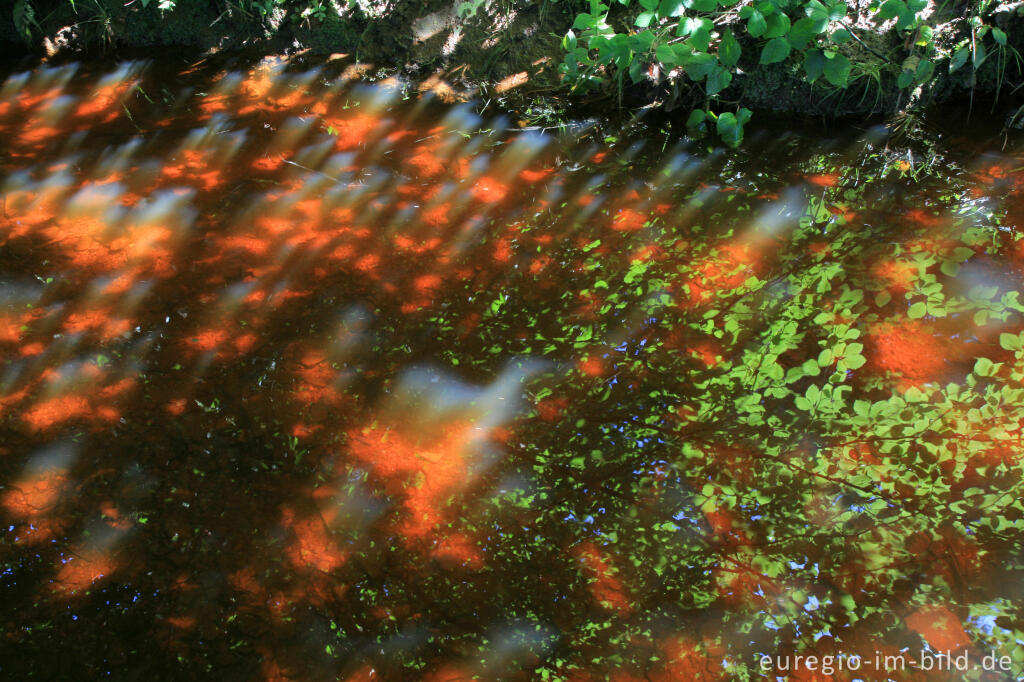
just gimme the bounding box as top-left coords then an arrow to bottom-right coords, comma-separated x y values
12,0 -> 37,44
558,0 -> 1018,145
715,107 -> 751,146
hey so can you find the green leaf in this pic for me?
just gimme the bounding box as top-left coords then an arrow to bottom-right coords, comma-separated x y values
973,41 -> 987,68
13,0 -> 35,41
760,37 -> 791,64
687,108 -> 709,136
949,46 -> 969,73
689,25 -> 711,51
993,27 -> 1007,45
764,12 -> 791,38
915,58 -> 934,83
804,48 -> 825,81
823,53 -> 850,87
639,0 -> 658,9
844,354 -> 866,370
635,11 -> 656,26
685,52 -> 718,80
999,333 -> 1020,351
631,29 -> 656,50
951,246 -> 974,261
908,301 -> 927,318
716,111 -> 745,147
877,0 -> 905,20
788,17 -> 818,48
678,16 -> 700,35
747,9 -> 767,37
686,0 -> 717,10
974,357 -> 994,376
897,69 -> 914,89
831,27 -> 851,43
719,29 -> 741,66
572,13 -> 596,29
895,9 -> 917,30
659,0 -> 686,15
629,59 -> 645,83
656,43 -> 681,65
706,65 -> 733,95
804,0 -> 828,23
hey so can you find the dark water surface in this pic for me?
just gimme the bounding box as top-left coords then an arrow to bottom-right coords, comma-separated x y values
2,56 -> 1024,680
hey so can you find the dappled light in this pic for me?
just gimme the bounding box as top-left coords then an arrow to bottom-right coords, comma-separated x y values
2,55 -> 1024,680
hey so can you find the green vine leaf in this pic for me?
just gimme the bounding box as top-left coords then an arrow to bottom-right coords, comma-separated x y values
718,29 -> 741,66
760,37 -> 792,64
877,0 -> 906,21
716,110 -> 748,147
949,46 -> 969,72
686,108 -> 709,136
706,66 -> 733,95
685,52 -> 718,80
831,27 -> 851,43
658,0 -> 686,16
13,0 -> 35,42
788,17 -> 820,48
747,10 -> 768,37
804,48 -> 826,81
764,13 -> 792,38
999,333 -> 1020,351
635,11 -> 656,27
823,53 -> 851,87
805,0 -> 829,23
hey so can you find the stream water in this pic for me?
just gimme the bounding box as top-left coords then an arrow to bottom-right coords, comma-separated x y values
1,55 -> 1024,680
